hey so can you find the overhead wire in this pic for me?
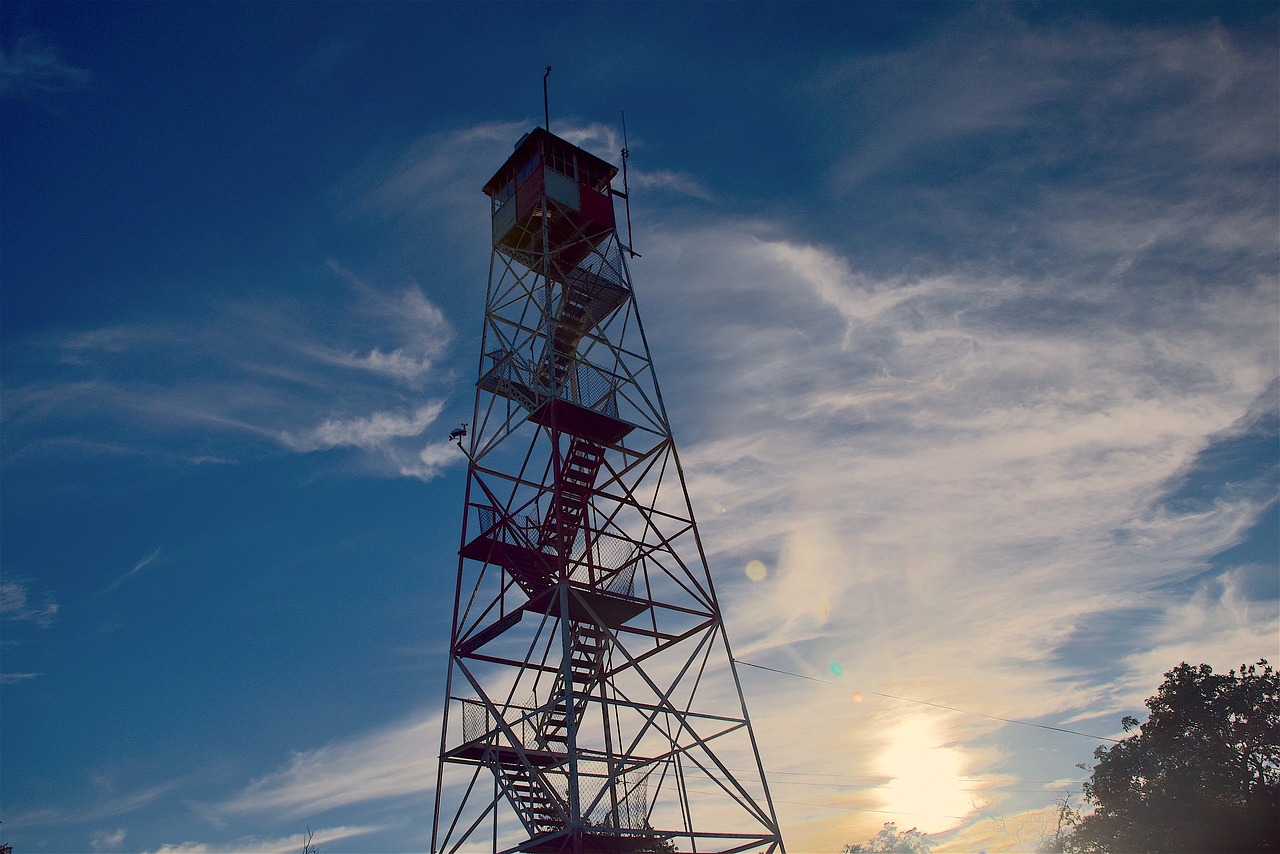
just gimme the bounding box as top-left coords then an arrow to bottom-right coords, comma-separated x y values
684,788 -> 974,821
733,777 -> 1081,794
735,659 -> 1122,744
743,768 -> 1084,785
709,767 -> 1084,795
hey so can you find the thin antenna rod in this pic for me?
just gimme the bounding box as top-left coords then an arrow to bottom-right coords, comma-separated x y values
620,112 -> 640,258
543,66 -> 552,131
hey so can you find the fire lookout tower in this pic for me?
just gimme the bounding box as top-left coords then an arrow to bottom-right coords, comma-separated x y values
432,127 -> 784,854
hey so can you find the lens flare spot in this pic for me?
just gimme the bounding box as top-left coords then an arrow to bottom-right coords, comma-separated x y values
744,559 -> 768,581
829,661 -> 844,677
851,691 -> 864,704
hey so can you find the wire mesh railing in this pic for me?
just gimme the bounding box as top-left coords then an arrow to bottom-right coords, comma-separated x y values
480,347 -> 622,418
459,696 -> 541,749
469,503 -> 639,599
578,762 -> 650,829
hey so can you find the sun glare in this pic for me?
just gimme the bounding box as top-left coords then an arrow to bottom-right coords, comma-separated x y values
876,717 -> 974,834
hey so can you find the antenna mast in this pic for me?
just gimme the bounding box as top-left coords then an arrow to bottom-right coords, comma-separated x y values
620,112 -> 640,258
543,66 -> 552,130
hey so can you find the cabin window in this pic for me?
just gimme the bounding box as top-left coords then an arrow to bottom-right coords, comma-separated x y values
580,162 -> 610,194
493,179 -> 514,211
517,153 -> 541,186
546,145 -> 575,179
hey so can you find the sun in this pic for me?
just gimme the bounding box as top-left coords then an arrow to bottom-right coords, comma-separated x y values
876,717 -> 974,834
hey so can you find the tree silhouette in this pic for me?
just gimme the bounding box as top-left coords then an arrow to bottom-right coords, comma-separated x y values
842,821 -> 934,853
1064,659 -> 1279,853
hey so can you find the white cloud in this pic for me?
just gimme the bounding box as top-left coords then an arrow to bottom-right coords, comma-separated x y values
0,32 -> 91,97
623,205 -> 1275,847
1125,564 -> 1280,683
9,775 -> 200,829
366,120 -> 528,215
317,265 -> 456,383
149,825 -> 380,854
105,547 -> 162,593
398,438 -> 466,481
334,346 -> 436,381
361,119 -> 631,239
556,122 -> 622,158
1,671 -> 41,684
282,402 -> 445,452
631,168 -> 715,201
4,273 -> 457,475
827,13 -> 1273,190
90,827 -> 127,852
0,579 -> 58,628
218,710 -> 439,818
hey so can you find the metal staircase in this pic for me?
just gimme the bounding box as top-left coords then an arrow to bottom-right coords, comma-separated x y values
539,439 -> 606,560
538,622 -> 608,751
495,753 -> 565,835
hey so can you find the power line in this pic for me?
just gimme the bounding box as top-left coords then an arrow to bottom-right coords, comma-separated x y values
685,788 -> 972,819
735,659 -> 1121,744
740,767 -> 1085,785
750,778 -> 1081,794
712,768 -> 1084,794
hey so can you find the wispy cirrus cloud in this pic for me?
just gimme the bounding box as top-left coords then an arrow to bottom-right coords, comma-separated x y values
10,773 -> 200,828
642,219 -> 1275,846
357,120 -> 528,248
817,9 -> 1277,289
360,119 -> 636,241
0,579 -> 59,628
624,15 -> 1277,830
631,168 -> 715,202
1,671 -> 41,684
104,547 -> 163,593
316,262 -> 455,383
399,437 -> 467,481
282,402 -> 444,452
90,827 -> 127,852
148,825 -> 383,854
217,709 -> 438,818
0,32 -> 90,98
2,267 -> 459,479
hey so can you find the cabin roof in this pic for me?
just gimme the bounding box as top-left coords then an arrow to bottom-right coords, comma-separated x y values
482,127 -> 619,197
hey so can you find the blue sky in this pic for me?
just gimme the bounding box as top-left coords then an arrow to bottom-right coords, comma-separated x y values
2,3 -> 1276,852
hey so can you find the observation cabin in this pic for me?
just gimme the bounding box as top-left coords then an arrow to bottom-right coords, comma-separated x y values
483,128 -> 619,270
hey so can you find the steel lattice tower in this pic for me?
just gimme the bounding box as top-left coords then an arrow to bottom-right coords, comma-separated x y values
432,127 -> 784,854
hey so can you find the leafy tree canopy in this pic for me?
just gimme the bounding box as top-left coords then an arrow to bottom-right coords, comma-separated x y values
842,821 -> 934,853
1064,659 -> 1279,853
